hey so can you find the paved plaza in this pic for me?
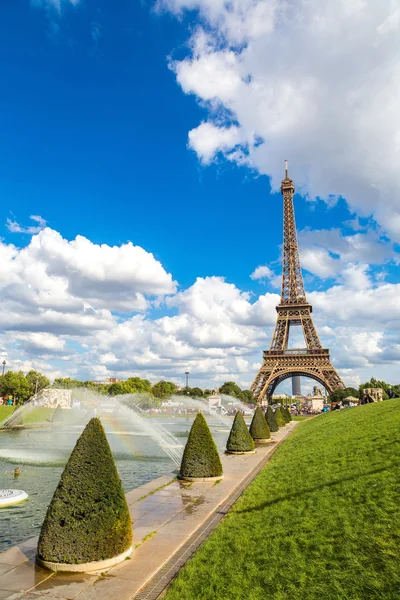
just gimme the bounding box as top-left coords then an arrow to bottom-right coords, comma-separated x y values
0,424 -> 296,600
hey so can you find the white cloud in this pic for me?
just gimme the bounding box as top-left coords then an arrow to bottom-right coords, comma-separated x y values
250,265 -> 274,281
0,227 -> 177,342
6,215 -> 47,235
2,226 -> 400,389
161,0 -> 400,241
188,122 -> 243,164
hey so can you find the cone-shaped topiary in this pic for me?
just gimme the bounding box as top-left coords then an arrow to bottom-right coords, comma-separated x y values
266,406 -> 279,433
180,413 -> 223,479
226,411 -> 255,453
51,404 -> 64,423
283,407 -> 292,422
274,407 -> 286,427
281,406 -> 291,424
249,407 -> 271,442
37,418 -> 132,565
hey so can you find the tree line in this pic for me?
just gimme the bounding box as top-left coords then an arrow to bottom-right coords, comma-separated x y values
2,369 -> 399,406
0,371 -> 253,406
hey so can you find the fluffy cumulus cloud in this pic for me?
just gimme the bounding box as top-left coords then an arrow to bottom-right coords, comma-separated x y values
2,225 -> 400,388
160,0 -> 400,240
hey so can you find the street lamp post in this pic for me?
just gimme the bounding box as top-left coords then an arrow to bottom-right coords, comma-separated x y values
2,360 -> 6,378
185,371 -> 189,390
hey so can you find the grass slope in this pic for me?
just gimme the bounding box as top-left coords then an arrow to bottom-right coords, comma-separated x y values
166,400 -> 400,600
0,406 -> 16,423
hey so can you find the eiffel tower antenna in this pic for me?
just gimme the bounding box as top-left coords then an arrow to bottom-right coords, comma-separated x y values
250,162 -> 344,403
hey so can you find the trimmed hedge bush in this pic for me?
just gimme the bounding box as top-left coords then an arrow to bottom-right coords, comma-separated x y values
180,413 -> 223,478
281,406 -> 291,424
249,407 -> 271,441
266,406 -> 279,433
226,411 -> 255,453
37,417 -> 132,564
274,407 -> 286,427
283,407 -> 292,422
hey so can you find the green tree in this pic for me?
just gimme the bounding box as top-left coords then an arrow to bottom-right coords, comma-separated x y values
190,387 -> 204,397
266,406 -> 279,433
219,381 -> 242,398
151,381 -> 178,399
126,377 -> 152,393
226,411 -> 255,453
240,390 -> 253,404
108,382 -> 132,396
180,413 -> 223,479
26,370 -> 50,395
37,418 -> 132,564
1,371 -> 32,404
53,378 -> 82,389
330,387 -> 359,403
249,407 -> 271,441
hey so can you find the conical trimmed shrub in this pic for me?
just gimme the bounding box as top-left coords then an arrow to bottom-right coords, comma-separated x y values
274,407 -> 286,427
284,407 -> 292,422
226,411 -> 255,453
281,406 -> 291,424
180,413 -> 223,479
38,418 -> 132,565
266,406 -> 279,433
249,407 -> 271,441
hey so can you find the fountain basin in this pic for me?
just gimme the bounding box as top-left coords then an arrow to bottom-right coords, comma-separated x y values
37,545 -> 133,573
225,450 -> 257,455
178,474 -> 224,482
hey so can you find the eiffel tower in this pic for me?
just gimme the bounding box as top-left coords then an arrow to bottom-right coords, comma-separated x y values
250,162 -> 344,403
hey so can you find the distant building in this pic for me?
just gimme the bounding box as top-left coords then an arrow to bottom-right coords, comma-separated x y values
292,376 -> 301,396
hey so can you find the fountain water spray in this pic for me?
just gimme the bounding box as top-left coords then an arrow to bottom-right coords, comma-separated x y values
0,389 -> 184,466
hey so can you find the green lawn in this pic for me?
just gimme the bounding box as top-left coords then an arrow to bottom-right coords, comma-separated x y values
0,406 -> 16,422
166,400 -> 400,600
0,406 -> 55,425
291,415 -> 311,421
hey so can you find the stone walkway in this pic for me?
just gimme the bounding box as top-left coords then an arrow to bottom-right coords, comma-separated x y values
0,423 -> 296,600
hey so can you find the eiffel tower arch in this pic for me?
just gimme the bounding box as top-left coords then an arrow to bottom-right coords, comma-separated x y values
250,162 -> 345,403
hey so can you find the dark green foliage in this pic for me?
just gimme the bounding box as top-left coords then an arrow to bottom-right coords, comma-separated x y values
330,386 -> 360,403
38,418 -> 132,564
281,407 -> 291,424
274,407 -> 286,427
286,407 -> 293,422
266,406 -> 279,432
249,407 -> 271,440
180,413 -> 223,478
226,411 -> 255,453
52,404 -> 64,423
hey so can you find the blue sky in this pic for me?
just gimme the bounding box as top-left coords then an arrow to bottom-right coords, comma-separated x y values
1,0 -> 400,392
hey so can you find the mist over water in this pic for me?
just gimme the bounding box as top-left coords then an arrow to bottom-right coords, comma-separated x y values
0,388 -> 246,552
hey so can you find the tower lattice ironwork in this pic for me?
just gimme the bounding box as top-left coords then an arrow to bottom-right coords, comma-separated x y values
250,162 -> 344,403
